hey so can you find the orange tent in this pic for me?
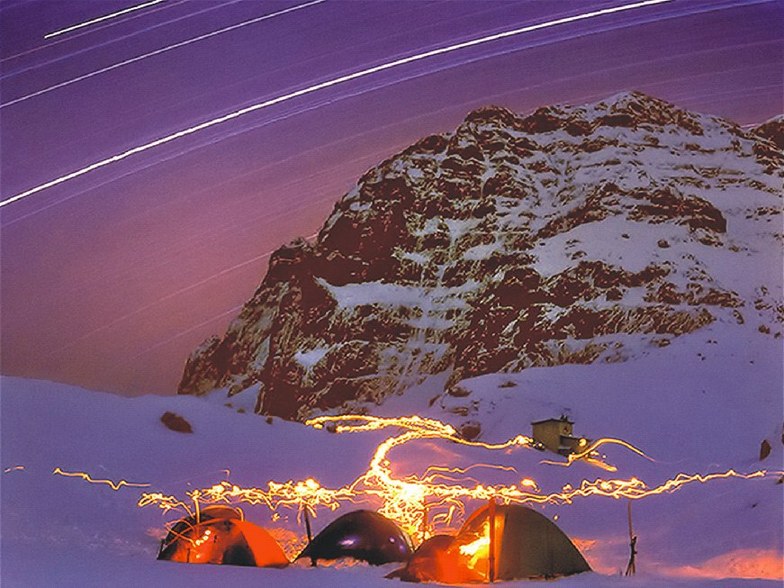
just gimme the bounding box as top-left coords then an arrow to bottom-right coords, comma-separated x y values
157,505 -> 288,567
390,504 -> 591,583
387,535 -> 464,583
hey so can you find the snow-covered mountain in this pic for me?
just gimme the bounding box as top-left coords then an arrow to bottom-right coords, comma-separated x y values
178,91 -> 782,421
4,92 -> 781,587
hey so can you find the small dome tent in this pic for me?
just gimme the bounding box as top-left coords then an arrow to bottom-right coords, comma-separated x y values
157,505 -> 289,567
390,504 -> 590,583
386,535 -> 460,583
461,503 -> 591,580
297,509 -> 413,565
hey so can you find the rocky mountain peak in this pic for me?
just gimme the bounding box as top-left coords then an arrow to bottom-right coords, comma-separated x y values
462,104 -> 520,127
178,92 -> 782,421
753,115 -> 784,150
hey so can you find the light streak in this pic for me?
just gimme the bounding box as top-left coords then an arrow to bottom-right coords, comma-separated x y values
121,232 -> 318,362
4,0 -> 327,108
133,414 -> 779,543
3,465 -> 25,473
424,464 -> 519,476
5,2 -> 748,226
44,0 -> 167,39
53,467 -> 151,491
0,0 -> 673,208
138,491 -> 192,514
541,437 -> 656,472
124,303 -> 244,361
422,464 -> 519,485
2,0 -> 220,69
545,470 -> 775,503
2,82 -> 391,224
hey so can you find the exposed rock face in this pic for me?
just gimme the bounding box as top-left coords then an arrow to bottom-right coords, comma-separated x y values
753,115 -> 784,150
160,411 -> 193,433
178,91 -> 783,420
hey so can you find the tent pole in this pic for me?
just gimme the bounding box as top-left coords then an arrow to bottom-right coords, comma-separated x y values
420,501 -> 429,547
192,495 -> 201,527
625,499 -> 637,576
304,507 -> 317,567
488,497 -> 496,583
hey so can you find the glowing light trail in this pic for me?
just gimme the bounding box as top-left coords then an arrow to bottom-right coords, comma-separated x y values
44,0 -> 167,39
0,0 -> 672,209
542,437 -> 656,472
4,0 -> 327,108
53,466 -> 151,490
132,414 -> 779,543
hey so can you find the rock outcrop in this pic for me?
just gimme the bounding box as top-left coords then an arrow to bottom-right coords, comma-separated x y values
178,92 -> 783,420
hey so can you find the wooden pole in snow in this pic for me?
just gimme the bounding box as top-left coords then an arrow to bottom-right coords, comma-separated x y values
488,497 -> 496,583
304,507 -> 317,567
625,499 -> 637,576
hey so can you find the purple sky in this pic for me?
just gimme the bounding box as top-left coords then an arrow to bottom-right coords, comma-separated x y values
1,0 -> 781,396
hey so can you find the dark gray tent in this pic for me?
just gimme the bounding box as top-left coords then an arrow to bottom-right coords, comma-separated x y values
389,504 -> 590,583
297,510 -> 412,565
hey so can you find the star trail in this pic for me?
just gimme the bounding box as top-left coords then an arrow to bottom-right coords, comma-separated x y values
43,0 -> 167,39
3,0 -> 325,108
2,0 -> 672,207
1,0 -> 781,395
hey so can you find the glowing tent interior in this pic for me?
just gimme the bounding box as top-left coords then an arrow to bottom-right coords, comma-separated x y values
387,534 -> 459,583
296,509 -> 413,565
157,505 -> 289,567
390,503 -> 591,583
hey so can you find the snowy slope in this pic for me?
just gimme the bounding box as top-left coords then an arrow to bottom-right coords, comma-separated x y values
2,331 -> 782,588
346,314 -> 784,578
